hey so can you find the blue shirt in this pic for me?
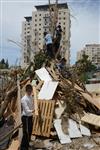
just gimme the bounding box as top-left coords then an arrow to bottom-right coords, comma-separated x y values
45,34 -> 52,45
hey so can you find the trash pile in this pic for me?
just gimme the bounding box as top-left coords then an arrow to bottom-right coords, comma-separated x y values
0,62 -> 100,150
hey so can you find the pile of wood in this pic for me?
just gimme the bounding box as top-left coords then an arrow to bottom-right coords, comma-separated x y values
0,61 -> 100,149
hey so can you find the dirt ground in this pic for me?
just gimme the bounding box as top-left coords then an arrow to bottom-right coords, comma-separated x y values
30,136 -> 100,150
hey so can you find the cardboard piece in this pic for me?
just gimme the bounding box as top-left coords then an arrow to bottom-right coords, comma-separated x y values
80,124 -> 91,136
35,67 -> 52,82
81,113 -> 100,127
38,81 -> 58,100
54,119 -> 71,144
68,119 -> 82,138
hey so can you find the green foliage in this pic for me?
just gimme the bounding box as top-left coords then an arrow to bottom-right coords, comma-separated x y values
0,59 -> 9,69
34,51 -> 47,69
75,53 -> 96,82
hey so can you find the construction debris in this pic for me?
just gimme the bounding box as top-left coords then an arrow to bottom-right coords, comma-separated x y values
38,81 -> 58,100
81,113 -> 100,127
54,119 -> 71,144
32,100 -> 55,137
0,60 -> 100,149
68,119 -> 82,138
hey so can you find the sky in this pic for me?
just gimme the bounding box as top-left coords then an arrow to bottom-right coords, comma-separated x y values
0,0 -> 100,65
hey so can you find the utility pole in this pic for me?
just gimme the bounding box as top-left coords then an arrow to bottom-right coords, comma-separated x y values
48,0 -> 59,38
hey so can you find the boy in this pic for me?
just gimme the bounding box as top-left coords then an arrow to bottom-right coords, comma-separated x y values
20,84 -> 34,150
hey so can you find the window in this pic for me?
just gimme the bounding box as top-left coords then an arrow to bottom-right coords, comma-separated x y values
35,19 -> 37,22
59,17 -> 61,20
39,19 -> 41,21
39,33 -> 41,35
64,17 -> 66,20
35,14 -> 37,17
35,24 -> 37,26
39,24 -> 41,26
39,14 -> 41,16
39,28 -> 41,31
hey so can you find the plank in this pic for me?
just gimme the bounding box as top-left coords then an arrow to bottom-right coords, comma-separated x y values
33,86 -> 38,116
38,81 -> 58,100
17,76 -> 22,142
32,100 -> 55,137
7,140 -> 19,150
66,79 -> 100,109
81,113 -> 100,127
80,124 -> 91,136
68,119 -> 82,138
54,119 -> 71,144
35,67 -> 52,82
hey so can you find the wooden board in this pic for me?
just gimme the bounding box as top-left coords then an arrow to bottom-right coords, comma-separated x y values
35,67 -> 52,82
54,119 -> 71,144
66,79 -> 100,109
32,100 -> 55,137
68,119 -> 82,138
81,113 -> 100,127
38,81 -> 58,100
7,140 -> 19,150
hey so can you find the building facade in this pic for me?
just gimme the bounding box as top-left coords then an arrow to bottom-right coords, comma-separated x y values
21,3 -> 71,68
77,44 -> 100,67
21,17 -> 33,68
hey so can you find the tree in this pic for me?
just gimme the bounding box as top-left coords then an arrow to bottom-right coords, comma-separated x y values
34,51 -> 47,70
75,53 -> 96,82
5,59 -> 9,69
0,59 -> 9,69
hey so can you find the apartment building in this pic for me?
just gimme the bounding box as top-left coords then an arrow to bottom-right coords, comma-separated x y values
32,3 -> 71,64
21,17 -> 33,68
77,44 -> 100,67
21,3 -> 71,68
